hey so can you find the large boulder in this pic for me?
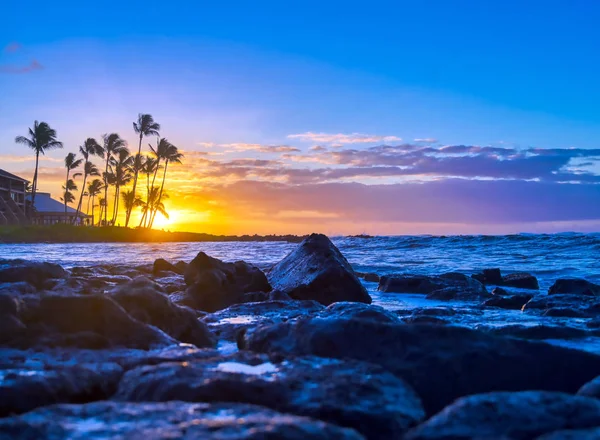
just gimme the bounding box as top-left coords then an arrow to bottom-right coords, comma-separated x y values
549,278 -> 600,296
153,258 -> 183,275
268,233 -> 371,305
241,318 -> 600,415
115,351 -> 425,438
183,252 -> 272,312
0,259 -> 66,289
502,272 -> 539,290
405,391 -> 600,440
107,277 -> 216,348
0,401 -> 363,440
379,273 -> 489,300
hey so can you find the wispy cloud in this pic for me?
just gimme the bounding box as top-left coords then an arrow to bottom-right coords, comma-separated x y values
288,132 -> 402,144
195,142 -> 300,153
0,59 -> 43,74
414,138 -> 438,143
3,42 -> 22,53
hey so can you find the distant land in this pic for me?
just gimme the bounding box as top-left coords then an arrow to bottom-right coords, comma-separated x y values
0,225 -> 306,244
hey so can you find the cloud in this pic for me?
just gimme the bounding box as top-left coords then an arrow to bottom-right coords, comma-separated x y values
4,42 -> 22,53
0,59 -> 43,74
195,142 -> 299,153
414,138 -> 438,143
309,145 -> 327,152
288,132 -> 402,144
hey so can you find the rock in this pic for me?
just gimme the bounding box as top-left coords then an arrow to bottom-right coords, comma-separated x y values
202,300 -> 324,340
8,294 -> 176,349
481,293 -> 533,310
543,307 -> 588,318
0,282 -> 36,295
268,233 -> 370,306
523,294 -> 600,314
537,427 -> 600,439
502,272 -> 539,289
356,272 -> 380,283
481,324 -> 590,340
319,302 -> 401,323
107,278 -> 216,348
491,286 -> 510,295
0,259 -> 66,289
404,391 -> 600,440
380,273 -> 488,300
153,258 -> 183,275
549,278 -> 600,296
472,268 -> 503,285
402,315 -> 449,325
411,307 -> 457,317
183,252 -> 272,312
115,351 -> 425,438
241,318 -> 600,415
0,363 -> 123,417
578,376 -> 600,398
0,401 -> 363,439
587,318 -> 600,329
175,260 -> 188,272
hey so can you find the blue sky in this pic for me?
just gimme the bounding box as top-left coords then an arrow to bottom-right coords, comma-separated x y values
1,1 -> 599,234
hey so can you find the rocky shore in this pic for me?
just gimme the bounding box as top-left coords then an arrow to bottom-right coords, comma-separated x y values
2,233 -> 600,438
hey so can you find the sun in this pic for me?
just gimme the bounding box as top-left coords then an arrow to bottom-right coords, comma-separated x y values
152,209 -> 178,230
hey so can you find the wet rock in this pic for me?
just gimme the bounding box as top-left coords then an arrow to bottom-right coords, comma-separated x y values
175,260 -> 188,272
241,318 -> 600,415
107,278 -> 216,348
0,282 -> 36,295
319,302 -> 401,323
578,375 -> 600,398
587,318 -> 600,329
543,307 -> 588,318
202,300 -> 324,340
492,286 -> 510,295
405,391 -> 600,440
481,293 -> 533,310
502,272 -> 539,289
472,268 -> 503,285
411,307 -> 457,317
0,401 -> 363,440
356,272 -> 380,283
0,363 -> 123,417
481,324 -> 591,340
380,273 -> 488,300
0,259 -> 66,289
537,427 -> 600,439
268,234 -> 371,306
549,278 -> 600,296
153,258 -> 183,275
183,252 -> 271,312
379,275 -> 446,294
402,315 -> 449,325
115,351 -> 425,438
523,294 -> 600,314
8,294 -> 176,349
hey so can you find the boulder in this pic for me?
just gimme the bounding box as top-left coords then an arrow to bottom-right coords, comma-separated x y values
153,258 -> 183,275
405,391 -> 600,440
491,286 -> 510,295
481,293 -> 533,310
472,268 -> 503,285
115,351 -> 425,438
480,324 -> 590,340
0,259 -> 66,289
549,278 -> 600,296
183,252 -> 271,312
356,272 -> 380,283
107,277 -> 216,348
318,302 -> 401,323
241,318 -> 600,415
0,401 -> 363,439
543,307 -> 588,318
380,273 -> 489,300
268,233 -> 371,305
537,427 -> 600,439
578,375 -> 600,398
502,272 -> 539,289
523,294 -> 600,314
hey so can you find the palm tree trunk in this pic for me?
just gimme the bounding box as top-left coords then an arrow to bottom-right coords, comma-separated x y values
30,151 -> 40,222
74,169 -> 88,225
112,185 -> 119,225
150,160 -> 168,228
64,169 -> 70,224
125,134 -> 143,227
103,157 -> 109,227
90,195 -> 95,227
86,193 -> 92,226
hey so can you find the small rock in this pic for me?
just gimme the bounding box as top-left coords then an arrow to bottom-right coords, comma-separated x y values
491,287 -> 510,295
153,258 -> 183,275
543,307 -> 588,318
549,278 -> 600,296
502,272 -> 539,290
481,293 -> 533,310
578,375 -> 600,398
0,260 -> 67,289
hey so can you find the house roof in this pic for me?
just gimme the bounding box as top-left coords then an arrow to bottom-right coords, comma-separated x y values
0,169 -> 29,183
28,192 -> 89,217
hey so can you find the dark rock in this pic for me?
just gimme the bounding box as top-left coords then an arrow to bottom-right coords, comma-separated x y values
379,275 -> 446,294
183,252 -> 271,312
481,293 -> 533,310
175,260 -> 188,272
405,391 -> 600,440
402,316 -> 449,325
549,278 -> 600,296
472,268 -> 503,285
202,300 -> 324,340
0,363 -> 123,417
380,273 -> 488,300
319,302 -> 401,323
523,294 -> 600,313
481,324 -> 590,340
543,307 -> 588,318
356,272 -> 380,283
0,259 -> 66,289
537,427 -> 600,439
115,351 -> 425,438
0,401 -> 363,439
0,282 -> 36,295
411,307 -> 457,317
587,318 -> 600,329
502,272 -> 539,289
578,375 -> 600,399
492,286 -> 510,295
153,258 -> 183,275
8,294 -> 176,349
241,318 -> 600,415
107,277 -> 216,348
268,234 -> 371,306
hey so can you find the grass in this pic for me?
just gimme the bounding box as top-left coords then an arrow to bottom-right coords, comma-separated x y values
0,224 -> 305,243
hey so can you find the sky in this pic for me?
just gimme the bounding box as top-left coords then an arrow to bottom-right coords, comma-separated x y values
1,0 -> 600,235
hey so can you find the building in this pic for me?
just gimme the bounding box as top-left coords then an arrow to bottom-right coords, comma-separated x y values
0,169 -> 28,225
28,192 -> 91,225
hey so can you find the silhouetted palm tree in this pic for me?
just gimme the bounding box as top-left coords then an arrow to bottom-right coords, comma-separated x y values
100,133 -> 127,226
109,148 -> 133,224
74,138 -> 102,223
60,179 -> 78,221
63,153 -> 83,221
127,114 -> 160,227
149,140 -> 183,228
87,179 -> 103,227
14,121 -> 63,216
121,190 -> 143,224
138,156 -> 158,228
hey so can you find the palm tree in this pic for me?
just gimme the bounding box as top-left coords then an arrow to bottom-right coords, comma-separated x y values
74,138 -> 102,223
127,114 -> 160,227
149,140 -> 183,228
14,121 -> 63,216
98,197 -> 106,226
138,156 -> 158,228
60,179 -> 78,221
109,148 -> 133,225
121,189 -> 143,223
100,133 -> 127,226
87,179 -> 103,227
63,153 -> 83,221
